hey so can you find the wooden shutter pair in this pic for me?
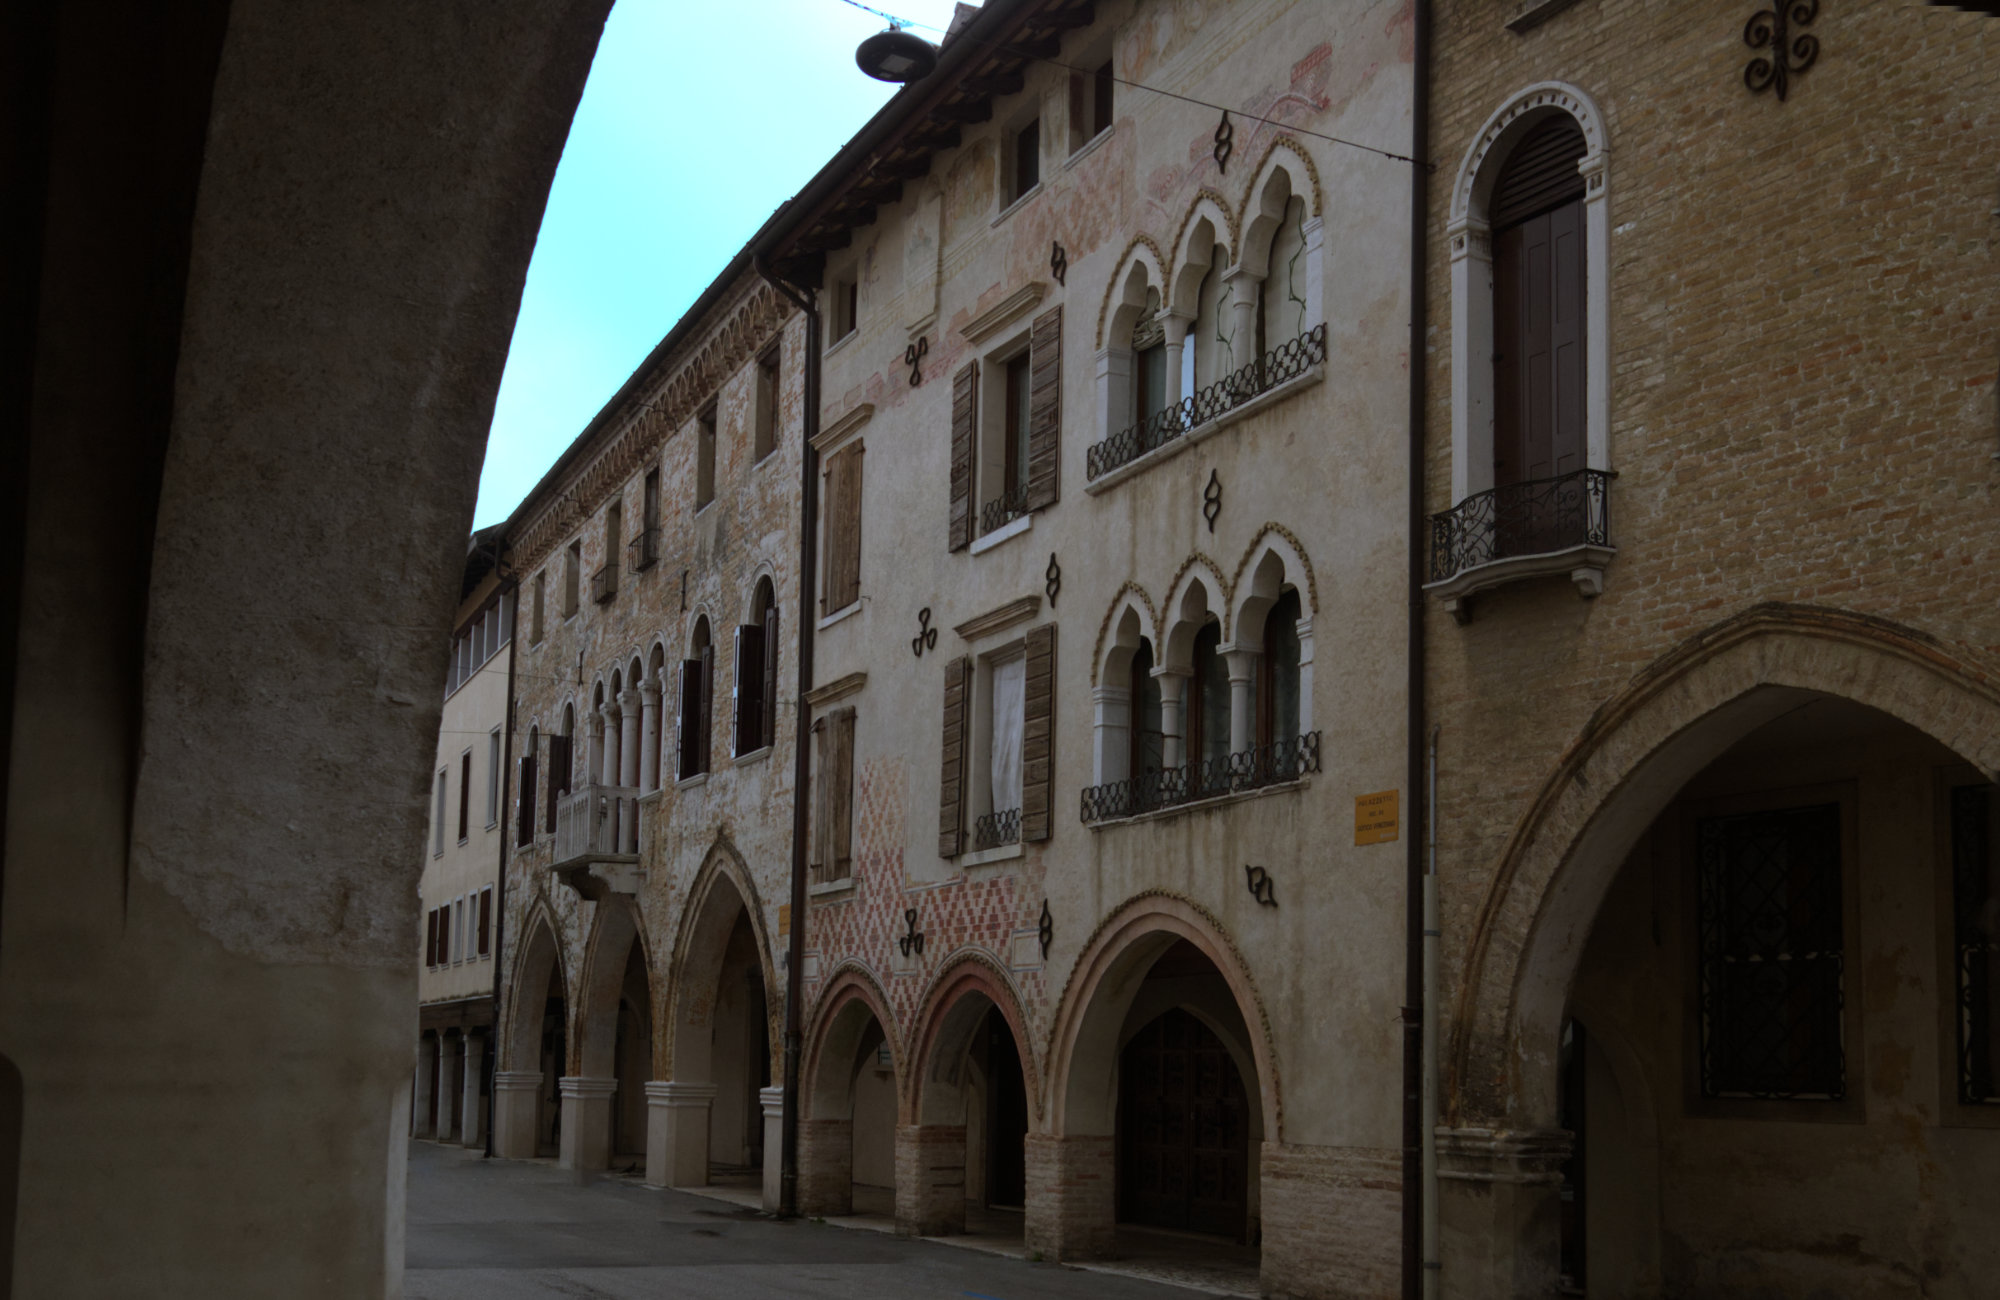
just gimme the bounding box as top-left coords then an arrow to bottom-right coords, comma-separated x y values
477,890 -> 491,957
810,707 -> 857,881
824,446 -> 864,612
437,907 -> 451,965
676,651 -> 714,778
761,604 -> 780,750
948,363 -> 978,552
937,625 -> 1058,855
426,908 -> 439,967
517,753 -> 537,845
545,734 -> 570,833
733,624 -> 764,757
947,305 -> 1063,550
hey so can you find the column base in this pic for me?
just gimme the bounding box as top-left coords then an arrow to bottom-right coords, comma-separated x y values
1024,1134 -> 1115,1260
491,1071 -> 542,1159
759,1087 -> 785,1212
1437,1127 -> 1570,1300
644,1081 -> 716,1188
557,1076 -> 617,1173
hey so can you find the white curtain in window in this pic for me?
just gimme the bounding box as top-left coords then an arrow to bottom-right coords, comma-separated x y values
990,656 -> 1025,815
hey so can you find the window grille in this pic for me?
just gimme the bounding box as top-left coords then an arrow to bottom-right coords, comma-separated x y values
1696,803 -> 1846,1100
1951,784 -> 2000,1105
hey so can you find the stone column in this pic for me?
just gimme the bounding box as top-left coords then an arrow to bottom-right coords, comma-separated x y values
1160,309 -> 1196,405
759,1086 -> 785,1212
1094,346 -> 1132,447
1300,216 -> 1325,335
1222,646 -> 1260,757
1154,668 -> 1189,771
413,1032 -> 438,1139
894,1124 -> 967,1237
1090,685 -> 1130,787
1294,615 -> 1315,738
644,1081 -> 716,1188
638,678 -> 661,792
1437,1127 -> 1571,1300
599,704 -> 620,794
459,1030 -> 485,1148
1224,266 -> 1262,375
798,1117 -> 855,1216
617,688 -> 642,851
490,1070 -> 543,1158
1023,1134 -> 1115,1260
586,709 -> 605,785
558,1076 -> 617,1173
439,1031 -> 462,1142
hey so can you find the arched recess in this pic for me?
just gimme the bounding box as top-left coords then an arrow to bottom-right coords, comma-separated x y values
1094,239 -> 1169,447
1449,604 -> 2000,1129
799,963 -> 901,1217
1090,587 -> 1160,788
502,909 -> 568,1074
664,841 -> 779,1082
1227,526 -> 1317,746
574,899 -> 653,1165
1157,557 -> 1232,777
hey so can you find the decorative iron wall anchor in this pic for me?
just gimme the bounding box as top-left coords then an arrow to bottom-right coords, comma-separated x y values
1050,241 -> 1068,286
1214,110 -> 1235,174
904,335 -> 929,387
1045,553 -> 1062,607
1203,469 -> 1223,532
911,606 -> 938,657
898,908 -> 925,957
1744,0 -> 1819,101
1245,865 -> 1277,907
1038,899 -> 1054,960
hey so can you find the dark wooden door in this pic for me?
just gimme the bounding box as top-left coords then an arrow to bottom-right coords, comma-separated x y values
985,1011 -> 1028,1208
1118,1007 -> 1248,1239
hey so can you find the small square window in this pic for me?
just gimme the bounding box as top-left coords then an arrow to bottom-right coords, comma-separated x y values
563,540 -> 581,617
696,404 -> 718,509
1070,60 -> 1113,151
830,276 -> 859,344
1008,118 -> 1041,205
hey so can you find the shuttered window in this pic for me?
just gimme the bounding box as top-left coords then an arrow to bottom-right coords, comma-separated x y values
458,752 -> 472,842
1492,117 -> 1587,491
426,908 -> 439,967
811,707 -> 857,882
517,749 -> 537,846
437,906 -> 450,967
761,603 -> 780,751
823,444 -> 864,613
677,658 -> 702,780
545,732 -> 570,834
1021,623 -> 1057,842
477,888 -> 492,958
949,360 -> 978,551
733,623 -> 765,757
939,656 -> 973,856
1025,305 -> 1062,511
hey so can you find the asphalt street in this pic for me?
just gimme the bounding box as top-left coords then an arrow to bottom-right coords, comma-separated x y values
404,1141 -> 1231,1300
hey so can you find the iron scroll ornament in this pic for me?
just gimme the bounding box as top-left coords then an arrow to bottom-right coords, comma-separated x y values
1045,553 -> 1062,607
905,335 -> 928,387
1213,110 -> 1235,174
1743,0 -> 1818,102
898,908 -> 925,958
1050,241 -> 1068,287
1245,865 -> 1277,907
1038,899 -> 1054,960
911,606 -> 938,658
1203,469 -> 1222,532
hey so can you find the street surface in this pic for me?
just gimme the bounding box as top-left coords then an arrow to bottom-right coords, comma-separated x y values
405,1141 -> 1238,1300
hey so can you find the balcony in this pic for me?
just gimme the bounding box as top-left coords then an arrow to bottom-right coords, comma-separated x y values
972,806 -> 1021,850
590,560 -> 618,605
627,526 -> 659,573
551,783 -> 641,900
1080,731 -> 1321,824
979,484 -> 1030,538
1085,322 -> 1327,484
1425,468 -> 1615,622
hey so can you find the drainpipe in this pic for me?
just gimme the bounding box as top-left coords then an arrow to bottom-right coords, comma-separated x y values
487,546 -> 520,1159
1423,725 -> 1441,1299
1403,0 -> 1433,1296
756,253 -> 819,1219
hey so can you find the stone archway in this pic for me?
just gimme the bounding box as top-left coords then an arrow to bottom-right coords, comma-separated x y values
563,899 -> 650,1173
798,965 -> 900,1218
493,915 -> 567,1160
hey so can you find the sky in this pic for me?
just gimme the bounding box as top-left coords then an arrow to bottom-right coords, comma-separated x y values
471,0 -> 973,527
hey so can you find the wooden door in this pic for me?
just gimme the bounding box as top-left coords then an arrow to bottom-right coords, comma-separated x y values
1117,1007 -> 1248,1239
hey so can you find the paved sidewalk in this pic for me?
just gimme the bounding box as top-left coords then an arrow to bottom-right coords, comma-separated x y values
404,1142 -> 1246,1300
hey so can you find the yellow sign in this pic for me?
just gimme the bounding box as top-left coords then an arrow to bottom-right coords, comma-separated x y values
1355,790 -> 1400,845
778,903 -> 791,937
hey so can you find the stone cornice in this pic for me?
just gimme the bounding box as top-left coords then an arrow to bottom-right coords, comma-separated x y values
958,282 -> 1048,345
953,595 -> 1042,642
805,671 -> 867,708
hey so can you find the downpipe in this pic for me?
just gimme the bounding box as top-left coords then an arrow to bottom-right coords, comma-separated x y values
1423,725 -> 1440,1299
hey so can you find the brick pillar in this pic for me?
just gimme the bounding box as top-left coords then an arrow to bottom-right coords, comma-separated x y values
1437,1127 -> 1569,1300
1024,1134 -> 1115,1259
798,1118 -> 854,1216
894,1124 -> 966,1237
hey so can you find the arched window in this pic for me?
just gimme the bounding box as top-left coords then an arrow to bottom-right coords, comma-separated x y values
678,617 -> 714,780
517,724 -> 539,846
1492,117 -> 1587,501
1187,619 -> 1230,794
547,704 -> 575,834
1128,638 -> 1164,786
645,644 -> 667,791
735,578 -> 779,757
1132,288 -> 1168,431
1185,242 -> 1233,395
1256,589 -> 1302,752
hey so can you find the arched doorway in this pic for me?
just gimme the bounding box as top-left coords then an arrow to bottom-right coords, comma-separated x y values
492,918 -> 567,1161
656,857 -> 776,1192
572,900 -> 650,1173
1446,610 -> 2000,1297
799,974 -> 899,1219
610,942 -> 652,1170
905,962 -> 1036,1237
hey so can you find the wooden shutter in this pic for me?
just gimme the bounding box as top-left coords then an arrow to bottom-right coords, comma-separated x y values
458,753 -> 471,840
699,643 -> 715,775
1026,305 -> 1062,511
1021,623 -> 1056,842
733,624 -> 763,757
1492,117 -> 1588,492
477,889 -> 491,956
426,908 -> 438,967
832,707 -> 856,878
677,660 -> 701,780
438,907 -> 450,965
517,753 -> 537,845
545,734 -> 569,833
810,715 -> 829,879
761,604 -> 780,750
939,656 -> 972,856
949,360 -> 978,551
1489,117 -> 1586,231
824,447 -> 862,612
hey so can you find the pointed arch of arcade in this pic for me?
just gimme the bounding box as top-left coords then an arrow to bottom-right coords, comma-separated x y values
1044,890 -> 1282,1142
906,949 -> 1042,1125
801,961 -> 903,1121
661,835 -> 782,1081
501,905 -> 569,1073
573,896 -> 655,1079
1447,603 -> 2000,1129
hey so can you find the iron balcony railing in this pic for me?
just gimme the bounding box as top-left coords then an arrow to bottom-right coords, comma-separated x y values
590,560 -> 618,605
1079,731 -> 1321,823
1085,323 -> 1328,481
973,806 -> 1022,849
553,783 -> 640,864
1428,467 -> 1612,585
979,484 -> 1031,537
627,526 -> 659,572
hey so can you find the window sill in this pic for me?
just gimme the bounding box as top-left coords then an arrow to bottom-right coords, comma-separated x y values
694,500 -> 714,518
818,600 -> 862,631
991,182 -> 1043,229
1083,362 -> 1325,496
808,877 -> 856,900
674,772 -> 710,791
733,744 -> 773,767
1423,543 -> 1616,623
968,510 -> 1033,555
1064,127 -> 1114,169
960,841 -> 1025,870
1085,775 -> 1311,830
825,328 -> 858,358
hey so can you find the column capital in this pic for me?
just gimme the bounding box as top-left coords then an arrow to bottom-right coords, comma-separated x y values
557,1075 -> 618,1100
618,687 -> 640,712
644,1080 -> 718,1106
1090,684 -> 1131,705
759,1085 -> 785,1121
492,1071 -> 543,1092
1436,1126 -> 1572,1186
639,677 -> 661,703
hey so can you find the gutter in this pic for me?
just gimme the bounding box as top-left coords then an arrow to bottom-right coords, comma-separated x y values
754,256 -> 820,1219
486,543 -> 519,1159
1403,1 -> 1434,1296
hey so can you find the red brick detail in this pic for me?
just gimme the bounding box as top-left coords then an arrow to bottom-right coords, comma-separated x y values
1258,1142 -> 1402,1299
797,1118 -> 854,1217
894,1124 -> 967,1236
1023,1133 -> 1115,1259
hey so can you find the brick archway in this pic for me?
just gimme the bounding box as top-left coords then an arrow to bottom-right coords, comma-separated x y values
1448,603 -> 2000,1129
797,964 -> 899,1217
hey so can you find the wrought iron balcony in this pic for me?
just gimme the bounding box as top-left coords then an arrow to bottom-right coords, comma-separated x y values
979,484 -> 1030,537
552,783 -> 641,900
1425,468 -> 1615,620
590,560 -> 618,605
1086,323 -> 1327,482
627,526 -> 659,573
973,806 -> 1021,850
1080,731 -> 1321,823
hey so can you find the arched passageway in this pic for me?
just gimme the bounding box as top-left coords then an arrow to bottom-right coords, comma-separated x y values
567,900 -> 649,1172
799,974 -> 899,1219
493,920 -> 567,1160
1443,611 -> 2000,1298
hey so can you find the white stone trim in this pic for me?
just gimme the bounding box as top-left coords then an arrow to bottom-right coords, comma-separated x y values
958,282 -> 1049,345
968,510 -> 1033,555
